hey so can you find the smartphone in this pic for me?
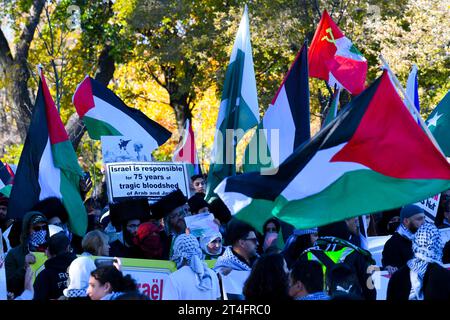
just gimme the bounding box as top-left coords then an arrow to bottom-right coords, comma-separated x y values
94,258 -> 117,268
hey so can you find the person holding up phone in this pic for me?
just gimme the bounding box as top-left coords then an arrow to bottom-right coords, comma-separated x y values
5,211 -> 48,298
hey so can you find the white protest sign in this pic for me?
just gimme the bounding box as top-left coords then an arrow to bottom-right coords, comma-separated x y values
184,213 -> 220,238
101,136 -> 154,163
415,193 -> 440,222
105,162 -> 191,202
0,230 -> 7,300
220,270 -> 250,300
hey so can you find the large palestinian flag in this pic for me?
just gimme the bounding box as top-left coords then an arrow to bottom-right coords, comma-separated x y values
243,43 -> 310,172
216,71 -> 450,230
309,10 -> 367,95
8,70 -> 87,236
73,76 -> 171,151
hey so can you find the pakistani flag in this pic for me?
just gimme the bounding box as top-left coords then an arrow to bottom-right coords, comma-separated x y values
205,5 -> 259,200
8,70 -> 87,236
243,43 -> 310,172
73,76 -> 171,151
426,90 -> 450,156
216,71 -> 450,230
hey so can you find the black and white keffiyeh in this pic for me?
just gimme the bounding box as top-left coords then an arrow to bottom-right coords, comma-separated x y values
406,223 -> 444,300
171,233 -> 213,291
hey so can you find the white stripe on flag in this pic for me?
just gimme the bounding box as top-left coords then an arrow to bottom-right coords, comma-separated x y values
281,143 -> 370,201
38,138 -> 62,200
86,96 -> 159,150
215,178 -> 252,216
263,86 -> 296,167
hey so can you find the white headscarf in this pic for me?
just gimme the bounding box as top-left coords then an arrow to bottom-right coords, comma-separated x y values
171,234 -> 213,291
64,256 -> 96,298
199,232 -> 222,256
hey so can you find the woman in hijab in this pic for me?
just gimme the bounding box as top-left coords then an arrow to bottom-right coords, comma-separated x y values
387,223 -> 450,300
163,233 -> 221,300
199,232 -> 224,260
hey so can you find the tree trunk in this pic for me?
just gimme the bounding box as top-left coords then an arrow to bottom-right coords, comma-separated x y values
171,98 -> 192,133
66,45 -> 116,150
0,0 -> 46,141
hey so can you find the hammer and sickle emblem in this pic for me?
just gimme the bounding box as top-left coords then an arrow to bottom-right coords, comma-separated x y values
321,28 -> 337,47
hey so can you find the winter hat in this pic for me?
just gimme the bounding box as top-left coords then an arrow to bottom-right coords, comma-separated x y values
400,204 -> 424,221
133,222 -> 164,259
47,231 -> 70,256
109,199 -> 150,229
0,195 -> 9,206
30,213 -> 48,226
32,197 -> 69,223
63,256 -> 96,297
150,189 -> 187,220
188,193 -> 209,214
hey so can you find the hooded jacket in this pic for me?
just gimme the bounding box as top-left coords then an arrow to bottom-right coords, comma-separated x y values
5,211 -> 48,297
33,252 -> 77,300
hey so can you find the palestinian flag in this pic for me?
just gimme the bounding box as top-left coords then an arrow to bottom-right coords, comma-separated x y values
73,76 -> 171,151
426,90 -> 450,157
243,43 -> 310,172
0,161 -> 14,197
173,118 -> 202,176
7,70 -> 87,236
309,10 -> 367,95
216,71 -> 450,230
205,5 -> 259,200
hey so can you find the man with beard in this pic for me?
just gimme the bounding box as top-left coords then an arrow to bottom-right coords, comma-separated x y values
382,204 -> 425,274
108,199 -> 150,258
150,189 -> 190,258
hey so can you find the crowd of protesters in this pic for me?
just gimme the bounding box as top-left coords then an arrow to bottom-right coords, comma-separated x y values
1,173 -> 450,301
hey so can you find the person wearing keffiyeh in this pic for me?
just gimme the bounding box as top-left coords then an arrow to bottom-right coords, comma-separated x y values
163,233 -> 221,300
387,223 -> 450,300
382,204 -> 425,274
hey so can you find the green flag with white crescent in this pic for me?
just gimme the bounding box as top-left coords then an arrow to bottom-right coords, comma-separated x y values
426,91 -> 450,157
205,5 -> 259,201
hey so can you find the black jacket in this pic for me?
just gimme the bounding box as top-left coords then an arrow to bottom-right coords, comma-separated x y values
5,212 -> 48,297
387,263 -> 450,300
33,252 -> 77,300
381,232 -> 413,268
109,239 -> 141,258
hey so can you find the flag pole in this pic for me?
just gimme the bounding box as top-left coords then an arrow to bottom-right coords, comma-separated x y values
379,55 -> 445,157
